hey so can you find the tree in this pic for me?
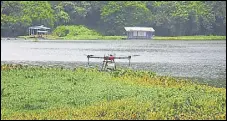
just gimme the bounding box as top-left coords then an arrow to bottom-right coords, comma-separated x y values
1,1 -> 226,37
100,1 -> 152,35
1,1 -> 55,37
150,1 -> 216,36
52,2 -> 70,27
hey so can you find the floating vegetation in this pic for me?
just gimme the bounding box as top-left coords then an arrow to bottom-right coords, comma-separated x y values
1,64 -> 226,120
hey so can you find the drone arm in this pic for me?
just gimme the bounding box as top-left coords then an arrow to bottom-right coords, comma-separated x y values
114,56 -> 131,66
88,57 -> 105,59
87,56 -> 104,66
87,55 -> 132,67
88,56 -> 131,59
114,56 -> 131,59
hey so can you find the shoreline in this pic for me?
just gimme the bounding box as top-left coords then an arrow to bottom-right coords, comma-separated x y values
15,35 -> 226,40
1,61 -> 226,88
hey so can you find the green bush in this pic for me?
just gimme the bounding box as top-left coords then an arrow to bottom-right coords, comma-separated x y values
53,25 -> 101,38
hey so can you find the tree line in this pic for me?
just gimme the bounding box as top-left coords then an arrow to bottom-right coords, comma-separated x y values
1,1 -> 226,37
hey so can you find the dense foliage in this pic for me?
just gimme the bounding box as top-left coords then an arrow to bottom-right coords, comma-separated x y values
1,64 -> 226,120
50,25 -> 127,40
53,25 -> 100,37
1,1 -> 226,37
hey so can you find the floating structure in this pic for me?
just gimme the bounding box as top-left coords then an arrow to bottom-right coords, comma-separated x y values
28,25 -> 50,37
124,27 -> 155,39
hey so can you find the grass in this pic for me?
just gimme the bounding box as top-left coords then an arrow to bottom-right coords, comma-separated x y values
32,38 -> 39,42
49,35 -> 126,40
1,64 -> 226,120
154,35 -> 226,40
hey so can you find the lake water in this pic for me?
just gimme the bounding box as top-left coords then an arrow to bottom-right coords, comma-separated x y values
1,39 -> 226,87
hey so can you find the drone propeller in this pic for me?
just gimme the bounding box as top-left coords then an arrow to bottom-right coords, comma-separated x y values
84,54 -> 94,56
132,54 -> 140,57
117,54 -> 140,57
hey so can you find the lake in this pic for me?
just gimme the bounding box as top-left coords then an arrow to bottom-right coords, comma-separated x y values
1,39 -> 226,87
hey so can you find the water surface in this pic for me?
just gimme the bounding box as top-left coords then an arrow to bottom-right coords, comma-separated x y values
1,39 -> 226,87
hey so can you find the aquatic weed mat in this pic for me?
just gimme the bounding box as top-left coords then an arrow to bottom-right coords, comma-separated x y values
1,64 -> 226,120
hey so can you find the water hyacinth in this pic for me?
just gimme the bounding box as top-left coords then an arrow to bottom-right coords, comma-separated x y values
1,64 -> 226,120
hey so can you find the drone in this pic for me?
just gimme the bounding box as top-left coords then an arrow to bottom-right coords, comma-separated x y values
85,54 -> 139,71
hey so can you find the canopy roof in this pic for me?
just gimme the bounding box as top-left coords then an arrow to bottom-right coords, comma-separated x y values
29,25 -> 50,30
124,27 -> 155,32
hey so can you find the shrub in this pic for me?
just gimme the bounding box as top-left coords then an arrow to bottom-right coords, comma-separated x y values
53,25 -> 101,38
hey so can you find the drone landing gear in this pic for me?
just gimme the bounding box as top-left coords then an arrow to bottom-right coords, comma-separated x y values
101,60 -> 116,71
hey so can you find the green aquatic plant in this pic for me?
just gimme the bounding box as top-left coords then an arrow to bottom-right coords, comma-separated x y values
32,38 -> 39,42
1,64 -> 226,120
